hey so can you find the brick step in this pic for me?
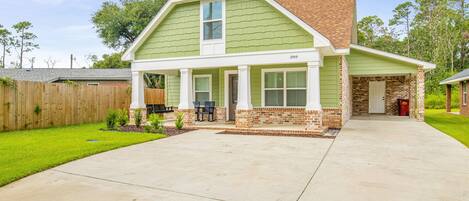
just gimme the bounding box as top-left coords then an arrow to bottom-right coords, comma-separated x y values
166,125 -> 330,138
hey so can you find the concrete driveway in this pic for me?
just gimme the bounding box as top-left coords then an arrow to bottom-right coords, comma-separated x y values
1,119 -> 468,201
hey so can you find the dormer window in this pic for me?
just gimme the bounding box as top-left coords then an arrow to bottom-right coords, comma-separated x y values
202,0 -> 223,40
200,0 -> 225,55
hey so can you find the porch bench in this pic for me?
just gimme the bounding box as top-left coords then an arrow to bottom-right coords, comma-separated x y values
147,104 -> 174,114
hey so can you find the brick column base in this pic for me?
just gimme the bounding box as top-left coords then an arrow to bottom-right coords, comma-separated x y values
129,108 -> 147,126
178,109 -> 195,126
305,110 -> 323,130
215,107 -> 226,122
236,109 -> 254,128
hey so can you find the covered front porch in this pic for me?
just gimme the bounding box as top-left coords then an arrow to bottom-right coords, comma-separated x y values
129,49 -> 329,132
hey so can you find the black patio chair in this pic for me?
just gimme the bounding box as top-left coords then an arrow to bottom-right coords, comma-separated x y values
201,101 -> 216,122
193,101 -> 202,121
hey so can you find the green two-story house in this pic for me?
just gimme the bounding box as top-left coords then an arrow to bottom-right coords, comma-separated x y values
123,0 -> 435,132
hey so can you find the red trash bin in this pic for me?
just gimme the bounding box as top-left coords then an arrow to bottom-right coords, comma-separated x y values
398,99 -> 409,116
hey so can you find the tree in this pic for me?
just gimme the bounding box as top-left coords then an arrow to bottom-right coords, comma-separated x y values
358,16 -> 385,47
92,52 -> 130,68
0,25 -> 12,68
12,21 -> 39,69
389,2 -> 415,56
92,0 -> 167,50
44,57 -> 56,68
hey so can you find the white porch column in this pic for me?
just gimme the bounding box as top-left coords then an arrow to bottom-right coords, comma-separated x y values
130,71 -> 146,109
178,68 -> 194,110
306,61 -> 322,111
237,65 -> 252,110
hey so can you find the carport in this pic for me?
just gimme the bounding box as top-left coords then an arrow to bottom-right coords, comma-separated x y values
346,45 -> 436,120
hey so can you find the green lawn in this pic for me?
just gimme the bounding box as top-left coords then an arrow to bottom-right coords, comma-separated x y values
425,109 -> 469,148
0,123 -> 165,187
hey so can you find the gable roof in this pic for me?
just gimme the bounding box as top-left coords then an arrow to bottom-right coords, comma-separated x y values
123,0 -> 352,61
0,68 -> 131,83
275,0 -> 355,49
440,69 -> 469,85
351,44 -> 437,70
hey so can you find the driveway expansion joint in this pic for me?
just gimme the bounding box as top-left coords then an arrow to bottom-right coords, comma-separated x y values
51,169 -> 226,201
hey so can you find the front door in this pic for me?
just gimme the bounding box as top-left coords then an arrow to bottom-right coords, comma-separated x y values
228,74 -> 238,121
369,81 -> 386,114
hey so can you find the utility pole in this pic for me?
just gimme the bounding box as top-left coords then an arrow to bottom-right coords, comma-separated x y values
70,54 -> 76,69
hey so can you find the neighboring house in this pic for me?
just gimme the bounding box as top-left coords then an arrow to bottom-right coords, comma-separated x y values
440,69 -> 469,116
0,68 -> 131,86
123,0 -> 436,131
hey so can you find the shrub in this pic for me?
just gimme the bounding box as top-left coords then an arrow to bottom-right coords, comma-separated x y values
105,110 -> 119,130
425,92 -> 459,109
0,77 -> 16,88
145,114 -> 164,133
34,105 -> 42,115
175,113 -> 184,130
116,109 -> 129,127
134,109 -> 143,128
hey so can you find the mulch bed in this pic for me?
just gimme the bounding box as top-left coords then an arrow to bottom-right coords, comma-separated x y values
118,126 -> 196,136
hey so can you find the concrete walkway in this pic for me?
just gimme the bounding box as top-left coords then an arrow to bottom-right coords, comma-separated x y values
0,119 -> 468,201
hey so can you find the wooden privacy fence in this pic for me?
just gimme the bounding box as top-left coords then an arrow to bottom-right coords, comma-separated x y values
0,81 -> 165,132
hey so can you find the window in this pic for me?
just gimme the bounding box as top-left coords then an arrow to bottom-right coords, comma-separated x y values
464,81 -> 468,106
202,0 -> 223,40
263,69 -> 307,107
194,75 -> 212,103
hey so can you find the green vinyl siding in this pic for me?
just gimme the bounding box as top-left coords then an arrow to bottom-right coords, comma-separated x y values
347,49 -> 418,75
321,57 -> 341,108
225,0 -> 313,54
165,74 -> 180,107
135,2 -> 200,60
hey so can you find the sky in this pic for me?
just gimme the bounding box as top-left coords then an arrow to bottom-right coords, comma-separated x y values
0,0 -> 407,69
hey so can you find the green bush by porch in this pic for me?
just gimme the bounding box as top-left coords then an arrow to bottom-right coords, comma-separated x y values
0,123 -> 165,187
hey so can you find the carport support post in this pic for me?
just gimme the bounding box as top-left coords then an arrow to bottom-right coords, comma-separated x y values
446,84 -> 452,113
130,71 -> 147,125
305,61 -> 323,130
178,68 -> 195,126
416,66 -> 425,121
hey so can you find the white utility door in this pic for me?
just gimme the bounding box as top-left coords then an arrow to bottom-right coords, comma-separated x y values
369,81 -> 386,113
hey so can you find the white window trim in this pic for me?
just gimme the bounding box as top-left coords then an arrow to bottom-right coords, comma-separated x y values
463,81 -> 468,106
199,0 -> 226,45
193,74 -> 213,102
261,67 -> 307,108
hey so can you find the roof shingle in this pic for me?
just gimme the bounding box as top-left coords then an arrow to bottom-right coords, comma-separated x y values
0,68 -> 131,83
275,0 -> 355,49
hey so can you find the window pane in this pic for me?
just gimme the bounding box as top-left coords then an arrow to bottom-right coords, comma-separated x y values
195,77 -> 210,91
287,71 -> 306,88
265,72 -> 283,88
203,21 -> 222,40
287,90 -> 306,106
265,90 -> 284,106
203,1 -> 222,20
195,92 -> 210,103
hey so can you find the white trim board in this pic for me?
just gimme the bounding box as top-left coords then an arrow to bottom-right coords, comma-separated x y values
350,44 -> 436,70
131,48 -> 321,71
123,0 -> 342,61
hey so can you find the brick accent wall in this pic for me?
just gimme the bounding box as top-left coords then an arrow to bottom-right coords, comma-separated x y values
215,107 -> 226,122
323,108 -> 342,128
340,56 -> 352,124
460,81 -> 469,116
252,108 -> 305,125
129,108 -> 147,125
177,109 -> 195,126
416,66 -> 425,121
305,110 -> 323,130
352,76 -> 412,116
235,109 -> 254,128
